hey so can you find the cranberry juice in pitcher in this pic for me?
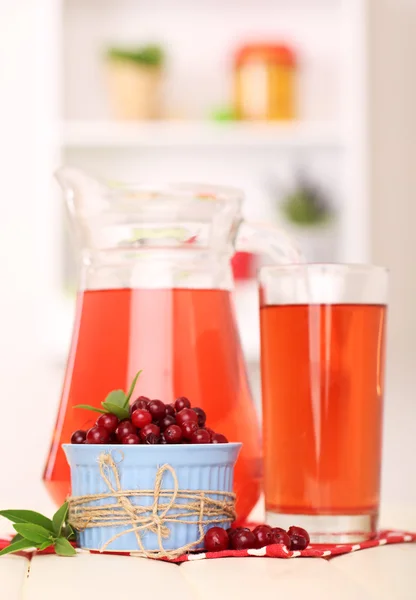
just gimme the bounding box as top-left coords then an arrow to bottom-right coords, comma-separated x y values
44,169 -> 301,521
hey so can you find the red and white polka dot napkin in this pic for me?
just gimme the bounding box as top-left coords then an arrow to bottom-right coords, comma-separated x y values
1,529 -> 414,562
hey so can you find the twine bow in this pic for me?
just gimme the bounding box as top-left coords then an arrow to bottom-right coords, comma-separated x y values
68,453 -> 236,558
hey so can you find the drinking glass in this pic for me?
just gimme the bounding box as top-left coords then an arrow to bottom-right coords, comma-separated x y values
260,264 -> 388,543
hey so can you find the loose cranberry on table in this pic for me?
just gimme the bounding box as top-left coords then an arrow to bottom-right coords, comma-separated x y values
174,396 -> 191,412
139,423 -> 160,441
70,429 -> 86,444
148,399 -> 166,421
253,524 -> 273,548
271,527 -> 291,547
176,408 -> 198,426
204,527 -> 229,552
230,529 -> 256,550
164,424 -> 183,444
86,426 -> 110,444
122,433 -> 141,444
131,408 -> 152,428
287,525 -> 310,551
96,413 -> 119,433
115,419 -> 136,441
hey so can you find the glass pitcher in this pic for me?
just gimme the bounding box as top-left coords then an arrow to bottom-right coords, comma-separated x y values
43,167 -> 300,522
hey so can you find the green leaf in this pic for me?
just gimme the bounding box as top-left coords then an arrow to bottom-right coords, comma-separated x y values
38,540 -> 53,551
125,370 -> 142,405
0,509 -> 54,532
73,404 -> 107,414
10,533 -> 23,543
0,538 -> 34,556
54,537 -> 76,557
102,390 -> 127,409
101,402 -> 129,421
13,523 -> 53,544
52,502 -> 68,537
62,524 -> 76,541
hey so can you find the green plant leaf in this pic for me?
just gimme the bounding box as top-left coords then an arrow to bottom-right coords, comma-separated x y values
62,524 -> 76,541
73,404 -> 107,414
54,537 -> 76,557
101,402 -> 130,421
52,502 -> 68,537
10,533 -> 23,543
0,538 -> 34,556
103,390 -> 127,409
13,523 -> 53,544
125,370 -> 142,405
0,510 -> 54,532
38,540 -> 53,551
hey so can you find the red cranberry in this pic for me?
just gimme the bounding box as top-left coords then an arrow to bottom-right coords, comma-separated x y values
192,407 -> 206,427
165,404 -> 176,417
164,424 -> 183,444
231,529 -> 256,550
96,413 -> 119,433
71,430 -> 86,444
115,420 -> 136,441
139,423 -> 160,441
228,527 -> 249,540
211,433 -> 228,444
144,433 -> 160,444
159,415 -> 176,431
86,426 -> 110,444
109,432 -> 118,443
174,396 -> 191,412
191,428 -> 211,444
204,427 -> 215,441
131,408 -> 152,429
271,528 -> 291,547
148,400 -> 166,421
176,408 -> 198,427
122,433 -> 140,444
181,421 -> 198,440
287,526 -> 310,551
204,527 -> 229,552
253,525 -> 273,548
130,396 -> 150,413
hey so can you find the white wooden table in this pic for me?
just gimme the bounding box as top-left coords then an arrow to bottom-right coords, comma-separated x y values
1,505 -> 414,599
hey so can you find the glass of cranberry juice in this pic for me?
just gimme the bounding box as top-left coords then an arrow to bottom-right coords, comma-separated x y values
259,264 -> 388,543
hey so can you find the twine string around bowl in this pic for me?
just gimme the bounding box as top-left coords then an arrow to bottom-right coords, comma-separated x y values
68,452 -> 236,559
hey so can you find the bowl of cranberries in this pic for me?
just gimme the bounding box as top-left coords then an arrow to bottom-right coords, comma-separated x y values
63,396 -> 241,553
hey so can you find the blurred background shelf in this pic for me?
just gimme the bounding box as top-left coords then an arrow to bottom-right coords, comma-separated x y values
61,120 -> 345,149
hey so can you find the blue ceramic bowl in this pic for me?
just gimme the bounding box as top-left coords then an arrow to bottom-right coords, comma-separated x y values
63,443 -> 241,553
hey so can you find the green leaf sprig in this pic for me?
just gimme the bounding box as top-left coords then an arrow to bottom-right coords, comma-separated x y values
74,370 -> 142,420
0,502 -> 76,557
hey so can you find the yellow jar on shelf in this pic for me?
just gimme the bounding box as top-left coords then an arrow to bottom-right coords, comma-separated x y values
234,43 -> 296,121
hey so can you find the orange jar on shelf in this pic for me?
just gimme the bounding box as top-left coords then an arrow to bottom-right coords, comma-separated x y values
234,43 -> 296,121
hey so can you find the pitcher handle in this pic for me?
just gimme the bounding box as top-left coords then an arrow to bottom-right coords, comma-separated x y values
235,220 -> 302,264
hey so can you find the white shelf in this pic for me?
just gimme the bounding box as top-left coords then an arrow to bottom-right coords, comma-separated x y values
61,120 -> 344,150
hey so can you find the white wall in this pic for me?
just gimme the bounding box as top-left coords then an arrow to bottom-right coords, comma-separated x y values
368,0 -> 416,504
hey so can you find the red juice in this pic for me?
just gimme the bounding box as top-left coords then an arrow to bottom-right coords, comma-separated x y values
260,303 -> 386,516
43,288 -> 261,521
